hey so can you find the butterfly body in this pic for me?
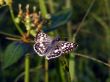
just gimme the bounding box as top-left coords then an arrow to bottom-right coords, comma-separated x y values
33,31 -> 78,60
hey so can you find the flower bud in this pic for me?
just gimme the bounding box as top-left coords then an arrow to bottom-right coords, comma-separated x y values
30,29 -> 36,37
14,17 -> 21,24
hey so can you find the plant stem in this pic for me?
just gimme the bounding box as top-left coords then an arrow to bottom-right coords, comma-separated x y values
38,0 -> 47,17
48,0 -> 55,13
65,0 -> 75,81
74,53 -> 110,68
104,0 -> 110,25
74,0 -> 95,38
0,31 -> 21,38
59,58 -> 66,82
5,37 -> 21,41
45,59 -> 48,82
59,64 -> 65,82
25,53 -> 30,82
103,0 -> 110,80
9,6 -> 24,36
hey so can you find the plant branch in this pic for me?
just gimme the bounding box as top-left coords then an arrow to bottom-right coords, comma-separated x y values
0,31 -> 21,38
9,6 -> 24,36
74,0 -> 95,38
74,53 -> 110,68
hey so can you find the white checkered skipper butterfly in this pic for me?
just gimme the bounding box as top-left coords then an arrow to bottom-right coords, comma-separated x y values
33,31 -> 78,60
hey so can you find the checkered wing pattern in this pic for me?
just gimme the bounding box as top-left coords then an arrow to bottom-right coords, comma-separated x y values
33,31 -> 78,59
46,41 -> 77,60
33,31 -> 52,56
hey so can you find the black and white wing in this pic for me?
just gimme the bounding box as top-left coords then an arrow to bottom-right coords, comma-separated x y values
33,31 -> 52,56
34,31 -> 52,43
33,31 -> 78,59
45,43 -> 62,60
45,41 -> 78,60
59,41 -> 77,54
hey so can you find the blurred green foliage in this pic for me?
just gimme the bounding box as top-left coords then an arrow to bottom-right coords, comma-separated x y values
0,0 -> 110,82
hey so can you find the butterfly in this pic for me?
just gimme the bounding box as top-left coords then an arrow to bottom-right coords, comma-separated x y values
33,31 -> 78,60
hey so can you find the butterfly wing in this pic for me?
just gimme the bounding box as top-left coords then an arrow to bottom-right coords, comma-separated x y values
33,42 -> 49,56
34,31 -> 52,43
33,31 -> 78,58
45,43 -> 62,60
59,41 -> 78,54
33,31 -> 53,56
45,41 -> 78,60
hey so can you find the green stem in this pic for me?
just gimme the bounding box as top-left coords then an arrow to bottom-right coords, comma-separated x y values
45,59 -> 48,82
38,0 -> 47,17
25,53 -> 30,82
9,6 -> 24,36
74,0 -> 95,38
0,31 -> 21,38
5,37 -> 21,41
65,0 -> 75,81
75,53 -> 110,68
104,0 -> 110,25
59,58 -> 66,82
48,0 -> 55,13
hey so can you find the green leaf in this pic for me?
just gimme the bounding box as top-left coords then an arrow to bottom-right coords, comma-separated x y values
2,42 -> 29,69
43,9 -> 72,32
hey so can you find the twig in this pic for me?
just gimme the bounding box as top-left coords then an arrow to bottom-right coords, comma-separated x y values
9,6 -> 24,36
0,31 -> 21,38
74,53 -> 110,68
5,37 -> 21,41
74,0 -> 96,38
